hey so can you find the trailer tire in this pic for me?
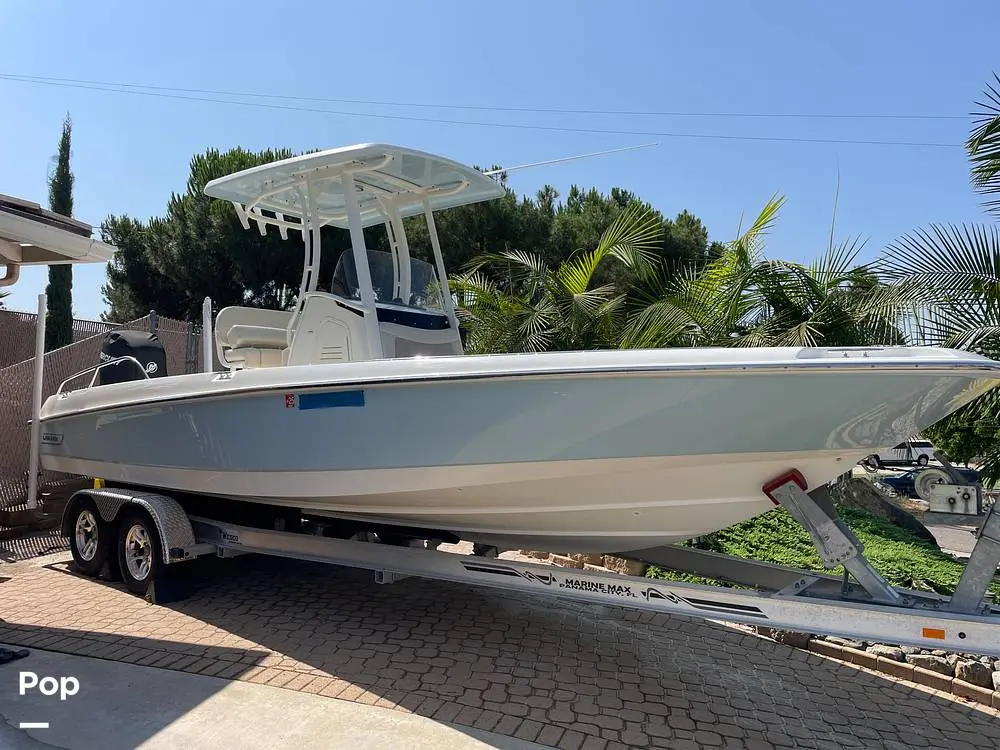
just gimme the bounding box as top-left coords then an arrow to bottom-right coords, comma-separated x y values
917,455 -> 929,466
117,507 -> 163,596
68,498 -> 112,577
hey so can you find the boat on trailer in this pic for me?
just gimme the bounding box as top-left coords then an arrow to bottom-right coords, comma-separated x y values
37,143 -> 1000,553
27,144 -> 1000,656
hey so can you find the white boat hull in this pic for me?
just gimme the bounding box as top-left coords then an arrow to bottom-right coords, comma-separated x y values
46,450 -> 853,551
39,347 -> 1000,552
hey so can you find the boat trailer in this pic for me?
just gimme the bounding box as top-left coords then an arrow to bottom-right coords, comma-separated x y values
60,469 -> 1000,657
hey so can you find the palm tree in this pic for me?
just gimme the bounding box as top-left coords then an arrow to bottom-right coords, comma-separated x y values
455,189 -> 903,356
876,73 -> 1000,353
619,196 -> 781,348
873,72 -> 1000,476
621,194 -> 903,349
451,202 -> 663,354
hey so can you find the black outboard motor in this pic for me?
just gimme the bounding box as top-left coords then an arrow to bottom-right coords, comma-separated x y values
98,330 -> 168,386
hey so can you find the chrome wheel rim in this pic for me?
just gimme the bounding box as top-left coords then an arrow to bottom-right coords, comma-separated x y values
74,510 -> 99,562
124,524 -> 152,581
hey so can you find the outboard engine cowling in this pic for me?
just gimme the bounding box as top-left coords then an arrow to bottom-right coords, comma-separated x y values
98,330 -> 168,386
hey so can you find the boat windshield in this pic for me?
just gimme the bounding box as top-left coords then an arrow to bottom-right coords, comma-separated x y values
330,249 -> 444,313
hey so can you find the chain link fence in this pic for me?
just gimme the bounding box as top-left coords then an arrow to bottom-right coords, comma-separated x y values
0,311 -> 203,512
0,309 -> 121,369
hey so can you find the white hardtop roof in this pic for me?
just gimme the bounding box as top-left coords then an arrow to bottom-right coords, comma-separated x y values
202,143 -> 508,230
0,194 -> 116,266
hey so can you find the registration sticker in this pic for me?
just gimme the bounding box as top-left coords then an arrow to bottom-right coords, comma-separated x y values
284,393 -> 296,409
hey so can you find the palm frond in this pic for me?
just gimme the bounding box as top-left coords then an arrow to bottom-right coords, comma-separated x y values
771,320 -> 823,348
730,194 -> 785,260
599,202 -> 664,273
909,294 -> 1000,353
498,249 -> 549,274
967,72 -> 1000,218
811,235 -> 870,285
727,328 -> 774,348
594,293 -> 627,319
943,324 -> 1000,352
568,284 -> 618,318
556,253 -> 600,296
877,223 -> 1000,295
555,202 -> 663,295
620,297 -> 706,348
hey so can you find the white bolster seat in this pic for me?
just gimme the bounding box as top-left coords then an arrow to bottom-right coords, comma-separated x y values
215,306 -> 294,370
227,324 -> 287,350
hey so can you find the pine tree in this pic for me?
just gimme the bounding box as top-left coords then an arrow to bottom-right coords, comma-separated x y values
45,114 -> 74,351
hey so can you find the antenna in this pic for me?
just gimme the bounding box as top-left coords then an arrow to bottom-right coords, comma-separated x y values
482,142 -> 658,177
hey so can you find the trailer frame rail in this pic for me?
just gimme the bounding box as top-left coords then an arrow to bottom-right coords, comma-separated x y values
58,473 -> 1000,658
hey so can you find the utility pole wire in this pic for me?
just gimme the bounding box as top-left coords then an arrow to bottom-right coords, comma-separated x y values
0,75 -> 963,150
0,72 -> 970,121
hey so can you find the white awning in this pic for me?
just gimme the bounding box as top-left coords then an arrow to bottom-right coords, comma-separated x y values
0,194 -> 116,265
0,194 -> 116,286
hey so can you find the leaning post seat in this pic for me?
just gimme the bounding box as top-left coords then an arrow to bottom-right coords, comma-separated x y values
214,306 -> 294,370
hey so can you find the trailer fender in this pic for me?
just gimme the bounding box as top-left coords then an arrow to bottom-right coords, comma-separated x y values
62,489 -> 197,565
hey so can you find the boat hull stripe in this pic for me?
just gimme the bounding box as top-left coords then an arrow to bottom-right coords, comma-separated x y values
295,390 -> 366,410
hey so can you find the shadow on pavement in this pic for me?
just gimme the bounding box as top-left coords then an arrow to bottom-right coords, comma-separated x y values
0,641 -> 542,750
0,630 -> 255,749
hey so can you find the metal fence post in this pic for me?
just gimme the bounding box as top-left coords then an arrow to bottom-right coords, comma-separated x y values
149,309 -> 158,336
184,321 -> 196,374
26,292 -> 47,510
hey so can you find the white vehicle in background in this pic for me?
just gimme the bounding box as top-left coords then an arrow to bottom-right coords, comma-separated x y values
865,438 -> 937,469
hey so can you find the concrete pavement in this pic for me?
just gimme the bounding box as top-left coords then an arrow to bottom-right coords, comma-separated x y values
0,646 -> 550,749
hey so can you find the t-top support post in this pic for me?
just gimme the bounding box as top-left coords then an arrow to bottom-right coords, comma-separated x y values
296,180 -> 322,297
386,203 -> 412,304
341,171 -> 384,358
422,198 -> 460,338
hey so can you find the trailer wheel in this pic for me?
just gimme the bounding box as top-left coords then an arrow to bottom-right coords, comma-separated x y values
68,498 -> 112,576
917,455 -> 929,466
117,508 -> 163,595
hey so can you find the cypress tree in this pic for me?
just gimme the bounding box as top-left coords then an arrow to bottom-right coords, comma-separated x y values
44,114 -> 74,351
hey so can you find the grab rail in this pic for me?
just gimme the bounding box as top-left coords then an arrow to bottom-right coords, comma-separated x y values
56,356 -> 150,395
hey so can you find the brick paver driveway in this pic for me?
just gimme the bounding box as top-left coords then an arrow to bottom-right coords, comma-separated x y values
1,552 -> 998,749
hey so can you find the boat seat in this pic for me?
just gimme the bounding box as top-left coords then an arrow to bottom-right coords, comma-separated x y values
226,346 -> 286,369
227,324 -> 287,350
215,306 -> 294,370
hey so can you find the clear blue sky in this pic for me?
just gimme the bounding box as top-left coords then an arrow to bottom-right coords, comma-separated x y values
1,0 -> 997,320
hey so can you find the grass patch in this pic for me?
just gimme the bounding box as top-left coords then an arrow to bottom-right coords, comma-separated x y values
646,506 -> 1000,598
